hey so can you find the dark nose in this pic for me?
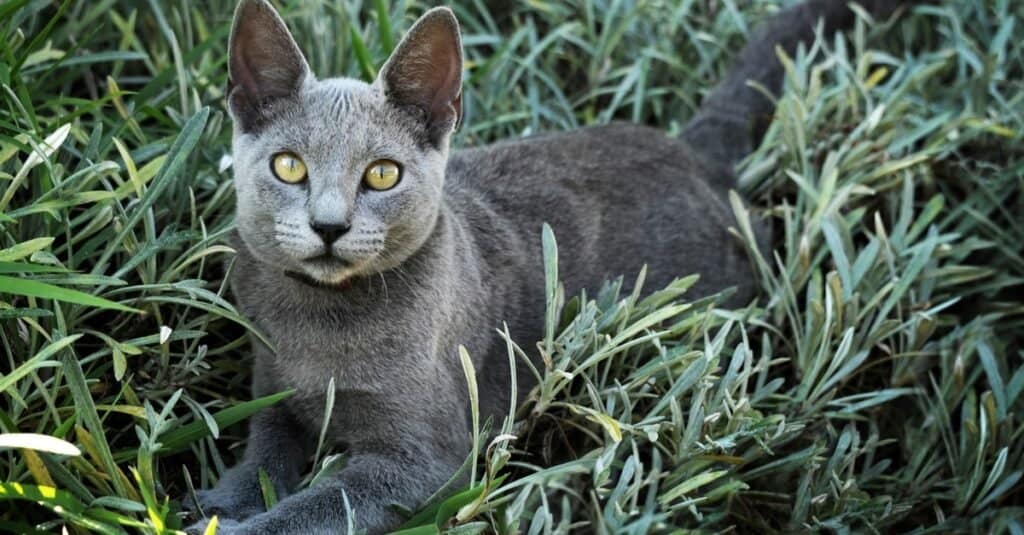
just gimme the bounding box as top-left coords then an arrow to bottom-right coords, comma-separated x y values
310,221 -> 351,244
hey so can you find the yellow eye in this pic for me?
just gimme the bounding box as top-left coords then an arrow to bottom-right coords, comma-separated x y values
271,152 -> 307,184
363,160 -> 401,191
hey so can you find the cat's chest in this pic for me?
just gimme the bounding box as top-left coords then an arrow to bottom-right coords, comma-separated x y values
255,308 -> 453,441
256,302 -> 436,394
263,312 -> 395,384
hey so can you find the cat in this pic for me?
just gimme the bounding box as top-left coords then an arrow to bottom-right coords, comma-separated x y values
187,1 -> 918,533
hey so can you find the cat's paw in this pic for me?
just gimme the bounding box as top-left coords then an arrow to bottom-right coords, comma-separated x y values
185,517 -> 242,535
183,487 -> 265,522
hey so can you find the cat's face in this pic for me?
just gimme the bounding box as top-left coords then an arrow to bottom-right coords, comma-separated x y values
231,79 -> 449,285
227,1 -> 462,285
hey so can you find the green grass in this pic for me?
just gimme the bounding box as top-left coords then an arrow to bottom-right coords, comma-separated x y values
1,0 -> 1022,533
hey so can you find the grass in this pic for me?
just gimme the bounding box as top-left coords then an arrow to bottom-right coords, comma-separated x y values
0,0 -> 1022,533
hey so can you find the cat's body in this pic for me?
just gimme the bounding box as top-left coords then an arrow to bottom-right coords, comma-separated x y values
232,121 -> 751,444
189,1 -> 918,533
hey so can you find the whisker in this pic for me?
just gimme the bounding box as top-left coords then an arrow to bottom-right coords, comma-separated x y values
276,229 -> 309,240
377,272 -> 389,304
392,267 -> 417,296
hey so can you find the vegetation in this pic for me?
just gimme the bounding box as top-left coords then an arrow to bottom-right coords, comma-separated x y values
1,0 -> 1021,533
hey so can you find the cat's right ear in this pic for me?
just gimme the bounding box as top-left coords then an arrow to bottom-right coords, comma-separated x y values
228,0 -> 311,132
375,7 -> 463,147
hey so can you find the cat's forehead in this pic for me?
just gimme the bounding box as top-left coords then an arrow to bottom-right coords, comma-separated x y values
244,79 -> 376,140
236,76 -> 424,158
305,77 -> 382,114
281,78 -> 387,138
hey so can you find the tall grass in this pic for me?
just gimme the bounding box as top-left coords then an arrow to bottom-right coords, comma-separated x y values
0,0 -> 1021,533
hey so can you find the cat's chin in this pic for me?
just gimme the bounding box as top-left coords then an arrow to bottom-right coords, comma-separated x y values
283,269 -> 358,291
281,255 -> 367,290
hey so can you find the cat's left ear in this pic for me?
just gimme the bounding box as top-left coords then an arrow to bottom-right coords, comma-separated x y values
228,0 -> 312,132
375,7 -> 463,145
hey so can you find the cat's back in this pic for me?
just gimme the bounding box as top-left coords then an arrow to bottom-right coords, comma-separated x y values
449,122 -> 731,193
445,123 -> 762,303
446,123 -> 735,224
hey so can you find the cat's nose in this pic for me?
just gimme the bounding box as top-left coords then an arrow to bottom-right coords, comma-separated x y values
310,221 -> 351,245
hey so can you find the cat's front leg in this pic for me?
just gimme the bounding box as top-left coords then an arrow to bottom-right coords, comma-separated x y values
186,405 -> 310,525
207,444 -> 465,535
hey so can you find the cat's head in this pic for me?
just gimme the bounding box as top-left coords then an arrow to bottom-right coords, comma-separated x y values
227,0 -> 462,286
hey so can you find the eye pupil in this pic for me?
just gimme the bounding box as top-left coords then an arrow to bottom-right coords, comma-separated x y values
272,153 -> 307,184
364,160 -> 400,191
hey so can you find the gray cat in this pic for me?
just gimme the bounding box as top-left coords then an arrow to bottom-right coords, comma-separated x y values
188,1 -> 916,533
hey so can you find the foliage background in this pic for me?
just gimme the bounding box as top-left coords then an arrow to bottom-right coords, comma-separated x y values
0,0 -> 1021,533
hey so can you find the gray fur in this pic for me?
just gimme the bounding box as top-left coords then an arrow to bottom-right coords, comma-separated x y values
188,1 -> 917,533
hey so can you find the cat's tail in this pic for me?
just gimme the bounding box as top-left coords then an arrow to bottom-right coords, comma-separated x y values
680,0 -> 920,166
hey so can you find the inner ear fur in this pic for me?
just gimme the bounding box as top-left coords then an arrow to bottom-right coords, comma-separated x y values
376,7 -> 464,144
228,0 -> 311,131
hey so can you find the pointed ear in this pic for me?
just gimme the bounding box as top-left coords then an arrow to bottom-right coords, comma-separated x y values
375,7 -> 463,145
228,0 -> 311,132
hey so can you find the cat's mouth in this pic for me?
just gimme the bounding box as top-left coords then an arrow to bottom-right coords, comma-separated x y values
304,252 -> 352,267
